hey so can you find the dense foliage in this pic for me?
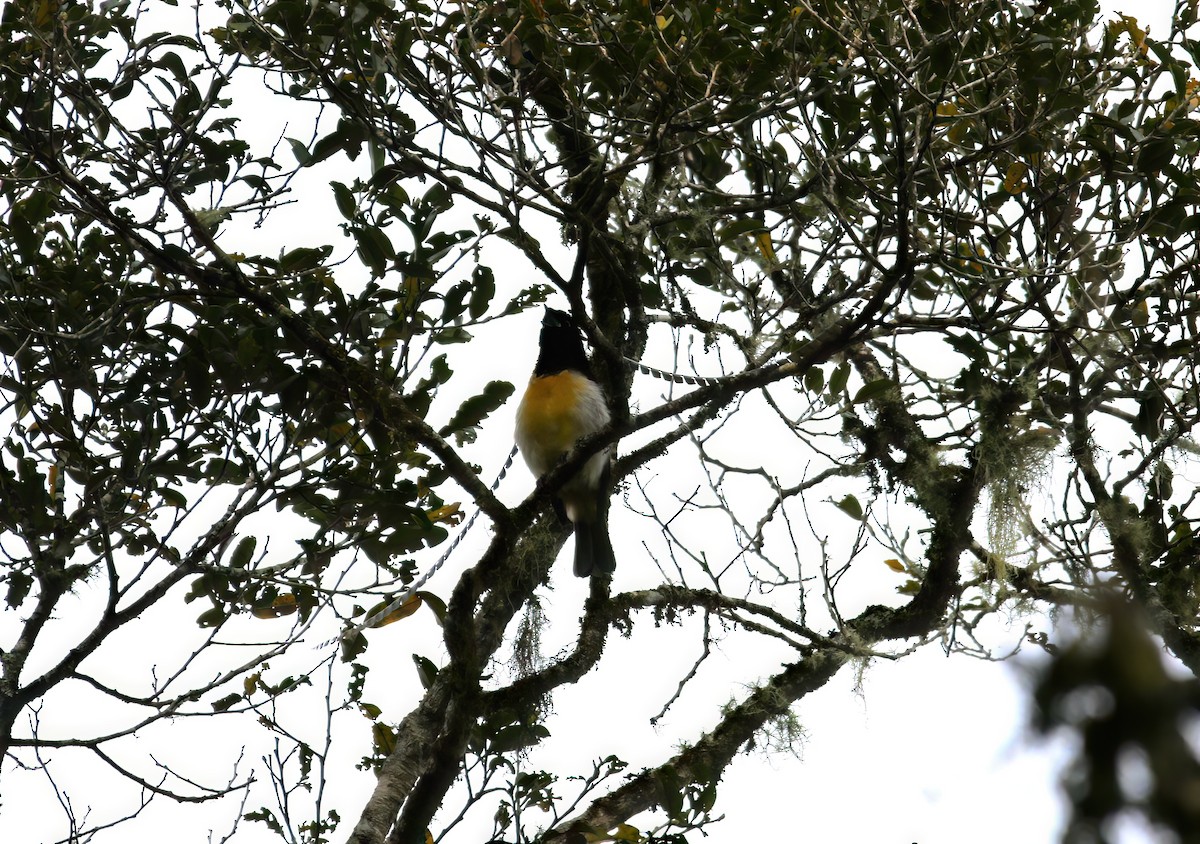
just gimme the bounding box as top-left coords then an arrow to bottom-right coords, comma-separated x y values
3,0 -> 1200,841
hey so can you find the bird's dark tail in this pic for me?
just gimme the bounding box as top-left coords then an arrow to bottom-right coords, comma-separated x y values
573,518 -> 616,578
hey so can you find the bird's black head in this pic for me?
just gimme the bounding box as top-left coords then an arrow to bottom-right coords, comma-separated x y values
543,307 -> 574,330
535,307 -> 592,377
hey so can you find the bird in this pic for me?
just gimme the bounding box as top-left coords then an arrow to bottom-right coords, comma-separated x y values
514,307 -> 616,577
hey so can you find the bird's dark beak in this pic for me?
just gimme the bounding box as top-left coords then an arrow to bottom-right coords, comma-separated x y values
543,307 -> 573,328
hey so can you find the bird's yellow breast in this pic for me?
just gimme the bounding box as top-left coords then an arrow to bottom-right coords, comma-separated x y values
517,372 -> 588,453
514,370 -> 610,478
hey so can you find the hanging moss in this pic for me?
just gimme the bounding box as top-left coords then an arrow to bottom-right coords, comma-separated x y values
976,385 -> 1059,584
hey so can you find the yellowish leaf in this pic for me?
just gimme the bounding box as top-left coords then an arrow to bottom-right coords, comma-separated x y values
947,118 -> 971,145
252,594 -> 299,619
367,594 -> 423,627
754,231 -> 776,263
956,242 -> 986,274
1002,161 -> 1028,194
328,421 -> 354,440
1132,299 -> 1149,326
373,722 -> 396,754
883,558 -> 906,573
428,502 -> 464,526
33,0 -> 57,27
402,275 -> 422,307
655,13 -> 673,29
1109,14 -> 1149,56
613,823 -> 642,841
243,672 -> 261,696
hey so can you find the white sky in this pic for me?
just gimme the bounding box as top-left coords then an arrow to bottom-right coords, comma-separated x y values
0,1 -> 1189,843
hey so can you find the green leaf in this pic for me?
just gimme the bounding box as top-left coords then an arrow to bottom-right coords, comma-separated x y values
286,137 -> 311,166
828,362 -> 850,397
1137,137 -> 1175,174
341,630 -> 368,662
156,50 -> 189,82
204,457 -> 249,484
944,332 -> 988,364
438,381 -> 515,444
160,488 -> 188,508
468,266 -> 495,319
332,181 -> 357,219
368,136 -> 385,175
654,766 -> 686,823
852,378 -> 895,404
432,325 -> 475,350
309,130 -> 351,164
244,808 -> 285,836
279,245 -> 333,274
490,723 -> 550,753
197,606 -> 227,628
353,225 -> 394,276
804,367 -> 824,393
717,218 -> 766,243
441,280 -> 471,323
211,693 -> 242,712
230,536 -> 257,569
412,654 -> 439,689
415,590 -> 447,625
834,494 -> 863,520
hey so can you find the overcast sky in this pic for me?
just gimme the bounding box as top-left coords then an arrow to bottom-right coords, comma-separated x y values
0,1 -> 1187,843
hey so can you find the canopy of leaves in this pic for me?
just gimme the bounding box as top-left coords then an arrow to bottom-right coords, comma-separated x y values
3,0 -> 1200,841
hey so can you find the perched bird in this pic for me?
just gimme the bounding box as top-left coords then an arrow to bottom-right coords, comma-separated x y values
514,307 -> 616,577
